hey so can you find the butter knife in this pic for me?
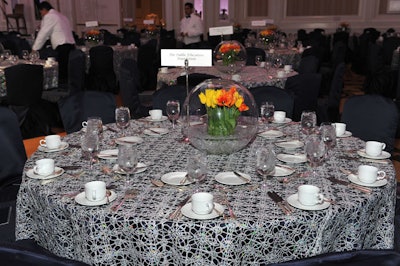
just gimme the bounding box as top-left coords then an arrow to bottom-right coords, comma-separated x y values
168,195 -> 191,219
233,171 -> 250,183
328,177 -> 372,194
267,191 -> 291,215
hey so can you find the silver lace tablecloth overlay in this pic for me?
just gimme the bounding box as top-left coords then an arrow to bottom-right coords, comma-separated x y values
264,48 -> 302,69
16,121 -> 395,265
157,66 -> 297,90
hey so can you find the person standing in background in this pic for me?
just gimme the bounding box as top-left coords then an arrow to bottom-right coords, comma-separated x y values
180,2 -> 203,48
32,1 -> 75,84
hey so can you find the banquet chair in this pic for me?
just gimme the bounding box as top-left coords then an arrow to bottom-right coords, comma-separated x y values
249,86 -> 295,118
267,249 -> 400,266
67,49 -> 86,95
137,39 -> 158,91
152,85 -> 188,115
284,73 -> 322,121
0,107 -> 26,242
176,73 -> 219,87
5,4 -> 27,35
58,91 -> 116,134
119,58 -> 150,118
382,36 -> 400,66
246,47 -> 266,65
297,55 -> 319,74
341,94 -> 398,153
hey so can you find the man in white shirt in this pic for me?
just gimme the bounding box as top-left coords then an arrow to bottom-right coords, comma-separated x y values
32,1 -> 75,84
180,2 -> 203,48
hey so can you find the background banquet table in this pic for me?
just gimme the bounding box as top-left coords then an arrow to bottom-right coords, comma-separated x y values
263,48 -> 302,69
157,66 -> 297,90
16,120 -> 395,265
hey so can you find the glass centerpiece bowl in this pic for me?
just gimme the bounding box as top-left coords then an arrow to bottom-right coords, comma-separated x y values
84,29 -> 104,47
182,79 -> 258,155
213,40 -> 247,74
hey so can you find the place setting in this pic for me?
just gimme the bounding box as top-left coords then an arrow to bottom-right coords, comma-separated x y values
114,136 -> 144,145
37,134 -> 69,153
286,184 -> 331,211
346,165 -> 388,188
75,181 -> 117,206
334,123 -> 352,138
275,139 -> 304,149
277,153 -> 307,164
144,109 -> 168,122
357,141 -> 391,160
143,127 -> 169,136
97,149 -> 118,160
215,171 -> 251,185
270,111 -> 292,125
26,158 -> 65,180
180,192 -> 225,220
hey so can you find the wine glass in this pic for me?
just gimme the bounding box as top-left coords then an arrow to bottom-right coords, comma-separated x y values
260,102 -> 274,129
305,135 -> 326,178
3,50 -> 11,60
22,50 -> 29,61
30,51 -> 40,63
166,100 -> 180,129
320,122 -> 337,154
115,107 -> 131,136
81,132 -> 99,170
187,151 -> 207,192
274,57 -> 282,68
300,110 -> 316,135
118,143 -> 138,184
255,146 -> 276,190
255,55 -> 263,67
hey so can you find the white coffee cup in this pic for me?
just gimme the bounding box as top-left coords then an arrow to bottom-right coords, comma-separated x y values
297,185 -> 324,206
277,70 -> 285,78
259,61 -> 266,68
358,165 -> 386,184
232,74 -> 241,82
160,67 -> 168,73
33,158 -> 55,176
39,135 -> 61,150
191,192 -> 214,215
149,109 -> 162,120
334,123 -> 346,137
365,141 -> 386,157
284,65 -> 292,73
273,111 -> 286,123
84,181 -> 106,202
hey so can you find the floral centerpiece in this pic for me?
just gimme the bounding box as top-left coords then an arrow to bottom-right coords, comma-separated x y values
218,42 -> 241,66
213,40 -> 247,74
84,29 -> 103,46
338,22 -> 350,32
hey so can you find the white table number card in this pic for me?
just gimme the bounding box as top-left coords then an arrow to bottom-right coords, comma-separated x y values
85,21 -> 99,27
143,19 -> 155,25
123,18 -> 133,22
209,26 -> 234,36
251,20 -> 267,27
161,49 -> 212,67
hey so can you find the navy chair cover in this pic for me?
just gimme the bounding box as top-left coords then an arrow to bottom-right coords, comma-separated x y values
87,45 -> 117,93
137,39 -> 158,91
68,49 -> 86,95
152,85 -> 188,116
297,55 -> 319,74
58,91 -> 116,134
341,94 -> 398,153
250,86 -> 295,119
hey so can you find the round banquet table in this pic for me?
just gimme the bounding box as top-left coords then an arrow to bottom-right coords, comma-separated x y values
16,120 -> 396,265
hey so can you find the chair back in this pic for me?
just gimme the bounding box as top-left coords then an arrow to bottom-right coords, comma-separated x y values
249,86 -> 295,118
245,47 -> 265,66
152,85 -> 188,116
297,55 -> 319,74
87,45 -> 117,93
68,49 -> 86,95
137,39 -> 158,91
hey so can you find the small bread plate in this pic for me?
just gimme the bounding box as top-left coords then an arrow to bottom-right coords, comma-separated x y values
337,131 -> 352,138
82,125 -> 107,133
357,149 -> 391,160
348,174 -> 387,187
287,194 -> 330,211
181,202 -> 224,220
75,190 -> 117,206
161,171 -> 193,186
26,167 -> 64,180
112,162 -> 148,174
273,165 -> 295,177
277,153 -> 307,164
97,149 -> 118,160
272,118 -> 292,124
115,136 -> 144,145
275,140 -> 304,149
145,116 -> 168,122
215,172 -> 251,185
143,127 -> 169,136
258,130 -> 284,139
37,142 -> 69,152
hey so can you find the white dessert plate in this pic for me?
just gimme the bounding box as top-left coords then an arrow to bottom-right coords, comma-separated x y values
357,149 -> 391,160
145,116 -> 168,122
287,194 -> 330,211
348,174 -> 387,187
272,118 -> 292,124
113,162 -> 148,174
273,165 -> 295,177
215,172 -> 251,185
275,140 -> 304,149
115,136 -> 144,145
75,190 -> 117,206
97,149 -> 118,160
37,142 -> 69,152
161,172 -> 193,186
143,127 -> 169,136
26,167 -> 64,180
181,202 -> 224,220
82,125 -> 107,133
337,131 -> 352,138
258,130 -> 284,139
277,153 -> 307,164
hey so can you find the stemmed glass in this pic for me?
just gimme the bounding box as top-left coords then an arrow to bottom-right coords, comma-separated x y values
22,50 -> 29,61
260,102 -> 274,129
320,122 -> 336,155
187,151 -> 207,192
115,107 -> 131,136
30,51 -> 40,63
117,143 -> 137,184
81,132 -> 99,170
3,50 -> 11,60
166,100 -> 180,129
274,57 -> 282,68
305,135 -> 326,178
255,146 -> 276,190
255,55 -> 263,67
300,110 -> 316,135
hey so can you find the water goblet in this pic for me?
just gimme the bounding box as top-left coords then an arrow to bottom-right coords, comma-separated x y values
255,55 -> 263,67
320,122 -> 337,153
187,151 -> 207,192
3,50 -> 11,60
81,132 -> 99,170
166,100 -> 180,129
115,106 -> 131,136
30,51 -> 40,63
274,57 -> 282,68
22,50 -> 29,61
117,143 -> 138,185
260,102 -> 274,129
305,135 -> 326,178
300,110 -> 316,135
255,146 -> 276,190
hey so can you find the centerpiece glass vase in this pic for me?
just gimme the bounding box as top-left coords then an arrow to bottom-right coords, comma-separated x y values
84,29 -> 104,47
213,40 -> 247,74
182,79 -> 258,155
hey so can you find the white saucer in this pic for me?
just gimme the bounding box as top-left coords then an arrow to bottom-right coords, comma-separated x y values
348,174 -> 387,187
277,153 -> 307,164
75,190 -> 117,206
337,131 -> 352,138
275,140 -> 304,149
143,127 -> 169,136
98,149 -> 118,160
26,167 -> 64,180
82,125 -> 107,133
145,116 -> 168,122
287,194 -> 330,211
357,149 -> 391,160
115,136 -> 144,145
272,118 -> 292,124
273,165 -> 295,177
37,142 -> 69,152
215,172 -> 251,185
258,130 -> 284,139
181,202 -> 224,220
161,172 -> 193,185
113,162 -> 148,174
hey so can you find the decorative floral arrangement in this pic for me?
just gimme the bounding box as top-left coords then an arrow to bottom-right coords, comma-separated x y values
338,22 -> 350,32
259,28 -> 275,45
199,86 -> 249,136
218,42 -> 242,66
85,29 -> 103,45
